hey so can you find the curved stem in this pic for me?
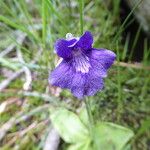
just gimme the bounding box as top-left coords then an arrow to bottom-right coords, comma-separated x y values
85,97 -> 94,127
85,97 -> 97,149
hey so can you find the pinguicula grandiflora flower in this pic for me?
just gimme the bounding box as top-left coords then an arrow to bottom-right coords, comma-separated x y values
49,31 -> 116,99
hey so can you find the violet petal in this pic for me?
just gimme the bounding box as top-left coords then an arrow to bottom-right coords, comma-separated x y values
90,48 -> 116,70
74,31 -> 93,51
54,38 -> 77,59
49,60 -> 74,88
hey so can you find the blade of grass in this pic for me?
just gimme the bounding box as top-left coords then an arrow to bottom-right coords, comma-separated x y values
19,0 -> 37,32
116,42 -> 122,122
128,25 -> 141,60
45,0 -> 68,32
143,38 -> 150,65
112,0 -> 143,43
78,0 -> 84,34
139,39 -> 150,100
0,0 -> 36,36
0,1 -> 17,18
84,1 -> 94,13
140,74 -> 150,100
14,0 -> 31,26
113,0 -> 121,17
122,18 -> 135,33
68,0 -> 73,16
0,15 -> 38,42
13,0 -> 40,43
42,0 -> 47,48
135,119 -> 150,139
0,57 -> 46,70
122,33 -> 130,60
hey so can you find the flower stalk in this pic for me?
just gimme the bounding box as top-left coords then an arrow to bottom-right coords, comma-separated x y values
85,97 -> 94,128
85,97 -> 98,150
85,97 -> 93,135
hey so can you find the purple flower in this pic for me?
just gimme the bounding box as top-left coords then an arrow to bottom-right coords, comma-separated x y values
49,31 -> 116,99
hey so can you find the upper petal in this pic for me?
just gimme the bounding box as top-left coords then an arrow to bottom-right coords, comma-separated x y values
54,38 -> 77,59
73,31 -> 93,51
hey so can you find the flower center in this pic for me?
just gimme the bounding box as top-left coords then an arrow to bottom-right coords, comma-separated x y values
73,52 -> 91,73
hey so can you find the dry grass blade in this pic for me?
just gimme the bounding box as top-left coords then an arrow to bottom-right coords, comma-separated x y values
114,61 -> 150,70
0,104 -> 50,141
0,31 -> 26,58
0,68 -> 24,92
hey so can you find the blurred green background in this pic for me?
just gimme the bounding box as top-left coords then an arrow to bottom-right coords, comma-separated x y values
0,0 -> 150,150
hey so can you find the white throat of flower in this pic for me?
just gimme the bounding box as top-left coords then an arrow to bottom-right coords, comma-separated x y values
73,53 -> 91,73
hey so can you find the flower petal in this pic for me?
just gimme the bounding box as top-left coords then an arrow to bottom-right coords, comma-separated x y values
91,48 -> 116,69
54,38 -> 77,59
49,60 -> 74,88
89,48 -> 116,77
74,31 -> 93,51
71,72 -> 86,99
85,72 -> 104,96
71,70 -> 104,98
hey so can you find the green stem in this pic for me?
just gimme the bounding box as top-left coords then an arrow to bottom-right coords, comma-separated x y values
85,97 -> 96,149
79,0 -> 84,34
85,98 -> 92,126
116,42 -> 122,122
85,97 -> 94,126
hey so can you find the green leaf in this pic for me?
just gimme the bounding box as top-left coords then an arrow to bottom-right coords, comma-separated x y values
123,144 -> 131,150
79,108 -> 89,127
67,138 -> 92,150
93,122 -> 134,150
50,108 -> 89,143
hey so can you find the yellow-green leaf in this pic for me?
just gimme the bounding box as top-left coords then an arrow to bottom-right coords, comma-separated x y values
93,122 -> 134,150
50,108 -> 89,143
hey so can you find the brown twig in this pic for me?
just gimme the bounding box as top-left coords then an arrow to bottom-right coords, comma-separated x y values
114,61 -> 150,70
0,114 -> 21,141
0,97 -> 20,114
5,120 -> 49,147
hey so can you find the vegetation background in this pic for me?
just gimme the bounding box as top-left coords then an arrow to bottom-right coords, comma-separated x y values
0,0 -> 150,149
